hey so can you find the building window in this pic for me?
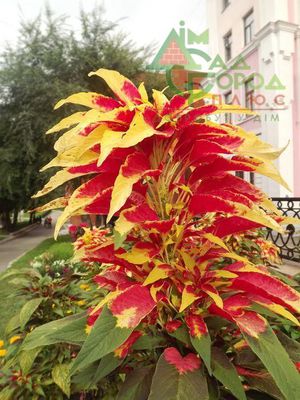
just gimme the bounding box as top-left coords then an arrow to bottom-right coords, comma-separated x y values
244,76 -> 254,110
236,171 -> 245,179
224,90 -> 232,123
224,31 -> 232,61
244,9 -> 254,45
223,0 -> 230,11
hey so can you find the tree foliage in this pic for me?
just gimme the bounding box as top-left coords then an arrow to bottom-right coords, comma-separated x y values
0,5 -> 152,229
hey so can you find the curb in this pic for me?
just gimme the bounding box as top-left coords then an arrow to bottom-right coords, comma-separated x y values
0,223 -> 39,245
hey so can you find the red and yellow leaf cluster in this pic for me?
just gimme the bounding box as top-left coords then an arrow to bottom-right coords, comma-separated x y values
35,69 -> 300,375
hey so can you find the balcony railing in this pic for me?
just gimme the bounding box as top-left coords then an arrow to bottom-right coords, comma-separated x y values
266,198 -> 300,262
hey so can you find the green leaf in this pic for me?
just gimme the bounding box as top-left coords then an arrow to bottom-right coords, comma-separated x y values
5,314 -> 20,335
22,312 -> 87,350
116,365 -> 154,400
245,372 -> 284,400
243,324 -> 300,400
211,347 -> 246,400
148,352 -> 209,400
234,348 -> 263,370
132,334 -> 165,350
90,352 -> 123,387
0,387 -> 14,400
207,376 -> 220,400
19,347 -> 42,374
19,298 -> 43,329
169,325 -> 191,346
190,333 -> 212,375
70,306 -> 133,375
246,390 -> 280,400
276,330 -> 300,361
52,363 -> 71,398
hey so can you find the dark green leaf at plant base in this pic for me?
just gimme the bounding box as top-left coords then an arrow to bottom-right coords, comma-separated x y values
243,324 -> 300,400
116,365 -> 155,400
148,352 -> 209,400
22,312 -> 87,350
246,390 -> 281,400
70,306 -> 133,375
276,330 -> 300,362
245,372 -> 284,400
90,352 -> 123,387
169,324 -> 191,346
190,332 -> 212,375
132,334 -> 165,350
211,347 -> 246,400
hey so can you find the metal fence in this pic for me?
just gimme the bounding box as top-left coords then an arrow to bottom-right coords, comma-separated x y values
266,197 -> 300,262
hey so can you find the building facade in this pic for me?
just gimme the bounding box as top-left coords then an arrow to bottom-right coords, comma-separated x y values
206,0 -> 300,197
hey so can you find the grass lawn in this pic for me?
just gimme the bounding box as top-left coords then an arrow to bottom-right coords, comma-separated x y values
10,235 -> 73,269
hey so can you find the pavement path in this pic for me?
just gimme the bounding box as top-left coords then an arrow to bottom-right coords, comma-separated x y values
0,210 -> 62,272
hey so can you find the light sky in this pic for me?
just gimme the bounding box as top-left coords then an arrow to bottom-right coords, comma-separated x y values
0,0 -> 207,55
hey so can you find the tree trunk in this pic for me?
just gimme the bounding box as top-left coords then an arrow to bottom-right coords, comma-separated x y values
12,209 -> 18,227
1,211 -> 12,232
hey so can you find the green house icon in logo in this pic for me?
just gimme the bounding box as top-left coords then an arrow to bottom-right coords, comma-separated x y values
148,25 -> 209,71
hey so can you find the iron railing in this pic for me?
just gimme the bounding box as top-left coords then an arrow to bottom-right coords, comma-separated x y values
266,197 -> 300,262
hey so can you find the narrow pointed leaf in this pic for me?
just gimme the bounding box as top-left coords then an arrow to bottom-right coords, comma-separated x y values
211,347 -> 246,400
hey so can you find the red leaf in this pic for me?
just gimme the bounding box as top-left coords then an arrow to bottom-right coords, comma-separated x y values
92,94 -> 121,111
185,313 -> 208,339
177,105 -> 218,128
189,194 -> 237,215
109,284 -> 156,328
114,330 -> 143,358
163,347 -> 201,375
231,272 -> 300,313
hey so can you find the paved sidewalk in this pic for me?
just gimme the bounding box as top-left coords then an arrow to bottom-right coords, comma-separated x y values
0,211 -> 61,271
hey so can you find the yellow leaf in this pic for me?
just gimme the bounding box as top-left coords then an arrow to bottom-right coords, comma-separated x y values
240,206 -> 283,233
119,111 -> 156,148
88,69 -> 138,106
97,130 -> 123,166
214,104 -> 257,115
204,289 -> 223,308
152,89 -> 168,112
212,270 -> 238,279
117,248 -> 151,264
41,148 -> 97,171
144,264 -> 171,285
34,197 -> 68,213
46,112 -> 86,134
138,82 -> 148,103
54,91 -> 102,110
254,158 -> 290,191
222,252 -> 252,264
179,286 -> 198,313
33,169 -> 82,198
165,203 -> 172,216
258,302 -> 300,326
179,250 -> 195,271
150,282 -> 164,302
203,233 -> 229,251
54,195 -> 97,239
114,212 -> 135,238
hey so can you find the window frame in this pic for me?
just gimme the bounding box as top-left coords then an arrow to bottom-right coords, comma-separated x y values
243,9 -> 254,46
223,30 -> 232,62
244,76 -> 255,110
224,90 -> 233,123
222,0 -> 230,11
